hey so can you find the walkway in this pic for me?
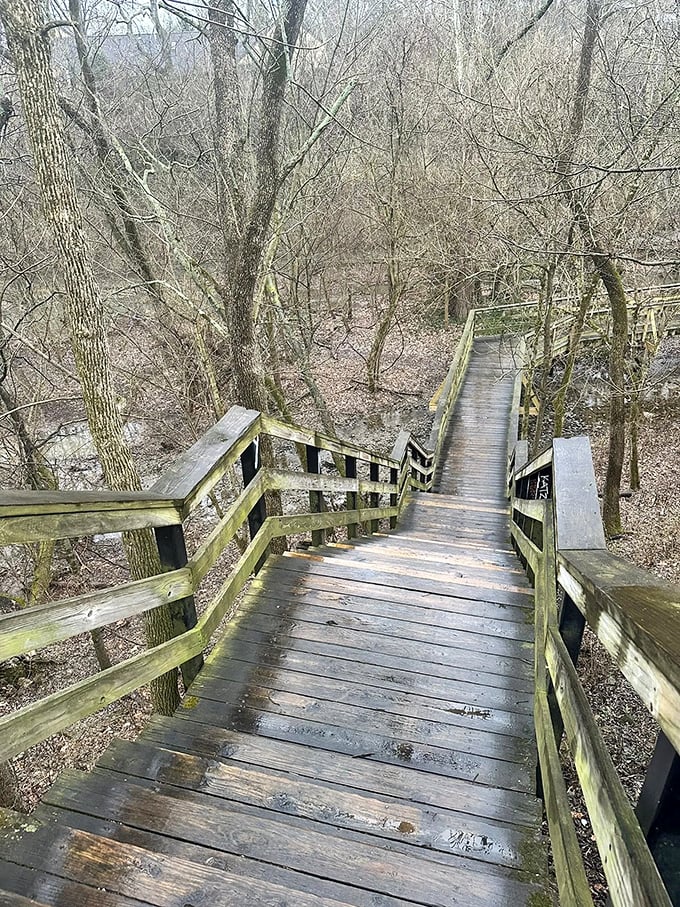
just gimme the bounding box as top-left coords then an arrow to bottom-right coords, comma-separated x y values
0,338 -> 551,905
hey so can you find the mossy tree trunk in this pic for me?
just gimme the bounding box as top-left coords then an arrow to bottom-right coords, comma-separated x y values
553,274 -> 599,437
207,0 -> 307,551
0,0 -> 179,713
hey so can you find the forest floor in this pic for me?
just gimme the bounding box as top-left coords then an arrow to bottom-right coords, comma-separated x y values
1,310 -> 678,907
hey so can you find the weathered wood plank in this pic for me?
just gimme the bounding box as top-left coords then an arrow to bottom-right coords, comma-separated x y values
195,660 -> 533,741
227,606 -> 534,686
268,507 -> 397,538
188,471 -> 266,584
180,680 -> 534,766
545,626 -> 672,907
558,549 -> 680,757
196,524 -> 273,640
318,540 -> 526,578
261,414 -> 398,469
139,720 -> 541,825
534,692 -> 594,907
237,591 -> 534,669
250,568 -> 533,637
513,447 -> 553,481
31,803 -> 416,907
214,626 -> 537,713
510,523 -> 541,574
0,810 -> 362,907
390,429 -> 411,464
0,861 -> 139,907
277,551 -> 535,604
151,405 -> 261,514
0,567 -> 192,661
35,775 -> 546,906
552,438 -> 606,550
511,498 -> 547,521
265,468 -> 396,496
95,743 -> 543,872
0,488 -> 176,516
174,703 -> 534,791
0,503 -> 181,545
0,625 -> 203,762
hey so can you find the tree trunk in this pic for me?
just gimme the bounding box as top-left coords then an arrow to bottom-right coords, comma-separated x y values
208,0 -> 307,416
629,399 -> 640,492
553,274 -> 599,437
556,0 -> 628,536
367,244 -> 402,393
598,258 -> 628,536
531,264 -> 556,455
1,0 -> 179,714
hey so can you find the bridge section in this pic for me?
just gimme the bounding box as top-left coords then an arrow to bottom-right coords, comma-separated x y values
0,339 -> 551,906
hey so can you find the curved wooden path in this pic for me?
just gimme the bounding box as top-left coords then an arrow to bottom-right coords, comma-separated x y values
0,338 -> 551,906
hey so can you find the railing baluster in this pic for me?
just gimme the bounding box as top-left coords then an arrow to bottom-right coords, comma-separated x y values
240,438 -> 268,570
345,455 -> 357,539
389,462 -> 398,529
369,461 -> 379,533
636,731 -> 680,902
154,524 -> 203,688
306,444 -> 324,546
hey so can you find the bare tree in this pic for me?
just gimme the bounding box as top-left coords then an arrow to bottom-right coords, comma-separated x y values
0,0 -> 180,713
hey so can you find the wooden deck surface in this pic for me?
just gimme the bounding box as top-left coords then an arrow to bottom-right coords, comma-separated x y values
0,338 -> 552,906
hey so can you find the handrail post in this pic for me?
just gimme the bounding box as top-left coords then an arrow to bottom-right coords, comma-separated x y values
346,455 -> 357,539
389,462 -> 398,529
153,524 -> 204,688
241,438 -> 268,570
369,461 -> 379,533
306,444 -> 324,546
549,437 -> 605,746
635,731 -> 680,897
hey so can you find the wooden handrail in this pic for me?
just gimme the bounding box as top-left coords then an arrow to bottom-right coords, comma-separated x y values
509,435 -> 679,907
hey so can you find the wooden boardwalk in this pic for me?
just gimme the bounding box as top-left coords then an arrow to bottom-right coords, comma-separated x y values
0,338 -> 551,906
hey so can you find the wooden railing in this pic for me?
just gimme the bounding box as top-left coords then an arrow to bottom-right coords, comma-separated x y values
0,313 -> 479,765
473,288 -> 680,358
508,435 -> 680,907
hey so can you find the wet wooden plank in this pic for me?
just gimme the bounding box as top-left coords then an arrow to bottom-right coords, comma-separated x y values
193,659 -> 534,739
178,678 -> 534,766
363,534 -> 520,565
95,742 -> 544,872
316,541 -> 527,578
31,804 -> 416,907
220,613 -> 533,692
0,812 -> 361,907
174,699 -> 533,791
0,863 -> 139,907
239,590 -> 534,665
36,776 -> 546,906
256,565 -> 532,625
248,575 -> 534,641
376,529 -> 515,554
272,555 -> 535,607
139,719 -> 541,824
209,627 -> 536,706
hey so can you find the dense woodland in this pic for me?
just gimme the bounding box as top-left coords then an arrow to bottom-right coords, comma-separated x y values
0,0 -> 679,845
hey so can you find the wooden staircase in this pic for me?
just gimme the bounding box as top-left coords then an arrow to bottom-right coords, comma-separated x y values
0,336 -> 553,905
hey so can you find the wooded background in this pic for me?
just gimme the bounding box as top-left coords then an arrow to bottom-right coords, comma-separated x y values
0,0 -> 678,632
